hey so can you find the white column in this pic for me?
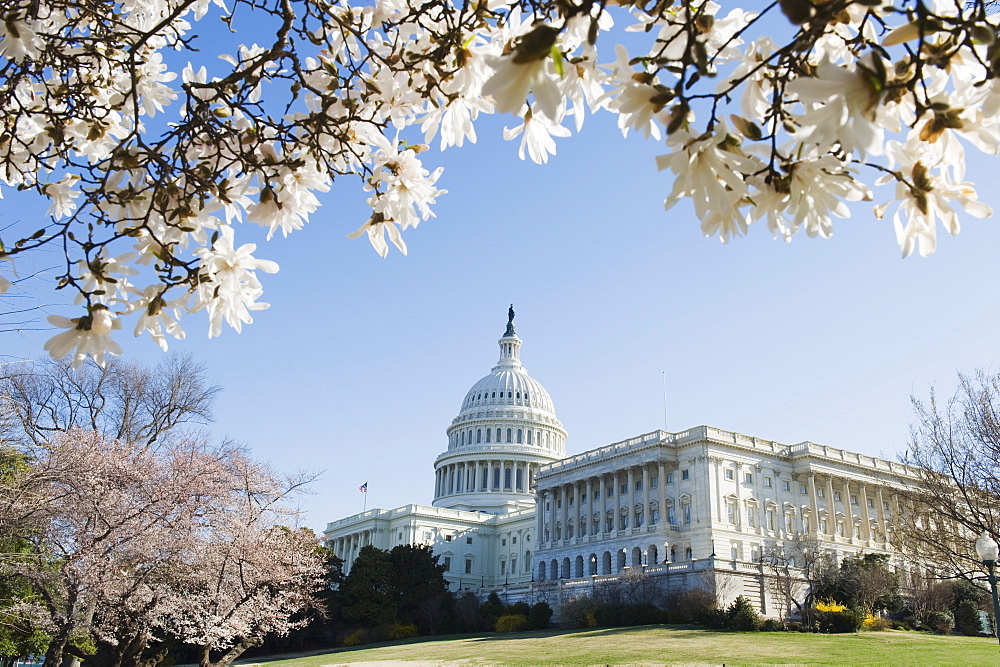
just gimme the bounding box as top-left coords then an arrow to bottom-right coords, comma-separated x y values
657,463 -> 667,527
586,477 -> 594,536
842,478 -> 855,541
860,482 -> 872,542
559,484 -> 568,542
826,477 -> 837,537
642,465 -> 650,527
875,486 -> 888,542
807,473 -> 820,536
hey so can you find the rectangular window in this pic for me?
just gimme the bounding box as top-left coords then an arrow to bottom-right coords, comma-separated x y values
569,496 -> 574,506
557,498 -> 562,508
466,537 -> 473,544
820,519 -> 828,532
595,490 -> 601,500
834,491 -> 842,501
620,483 -> 628,495
666,473 -> 674,484
607,486 -> 613,497
621,515 -> 628,530
682,469 -> 689,480
651,476 -> 659,488
581,493 -> 587,503
727,504 -> 736,524
500,560 -> 506,575
512,536 -> 517,544
784,514 -> 792,532
818,488 -> 825,498
766,510 -> 774,531
636,512 -> 643,527
782,480 -> 791,492
398,531 -> 403,540
883,501 -> 890,510
838,523 -> 845,537
635,480 -> 642,491
746,508 -> 756,527
668,507 -> 676,525
854,525 -> 861,538
465,559 -> 472,574
764,476 -> 772,488
501,539 -> 506,546
867,498 -> 874,508
445,534 -> 453,542
684,505 -> 691,524
851,495 -> 858,505
423,531 -> 432,541
800,484 -> 808,495
744,472 -> 753,484
444,556 -> 452,570
725,469 -> 734,481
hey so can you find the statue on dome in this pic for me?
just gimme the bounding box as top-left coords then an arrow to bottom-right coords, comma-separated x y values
505,304 -> 515,336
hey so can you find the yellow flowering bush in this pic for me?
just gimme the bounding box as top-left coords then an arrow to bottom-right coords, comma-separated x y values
814,599 -> 847,612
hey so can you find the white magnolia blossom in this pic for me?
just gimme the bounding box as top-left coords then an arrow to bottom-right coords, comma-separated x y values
0,0 -> 997,364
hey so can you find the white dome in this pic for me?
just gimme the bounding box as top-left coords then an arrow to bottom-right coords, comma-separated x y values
457,363 -> 556,416
433,313 -> 566,513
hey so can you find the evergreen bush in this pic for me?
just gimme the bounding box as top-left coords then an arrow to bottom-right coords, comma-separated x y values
494,614 -> 528,633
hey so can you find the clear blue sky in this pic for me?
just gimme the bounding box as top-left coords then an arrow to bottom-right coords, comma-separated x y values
3,33 -> 1000,535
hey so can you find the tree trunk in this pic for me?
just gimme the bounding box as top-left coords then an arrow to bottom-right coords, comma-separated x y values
211,637 -> 263,667
199,645 -> 212,667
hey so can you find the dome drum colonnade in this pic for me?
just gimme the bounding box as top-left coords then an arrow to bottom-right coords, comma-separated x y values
433,313 -> 566,513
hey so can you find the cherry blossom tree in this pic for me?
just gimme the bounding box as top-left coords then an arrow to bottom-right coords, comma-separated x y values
0,0 -> 997,364
0,430 -> 323,667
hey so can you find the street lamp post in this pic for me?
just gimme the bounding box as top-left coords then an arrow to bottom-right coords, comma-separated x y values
975,531 -> 1000,648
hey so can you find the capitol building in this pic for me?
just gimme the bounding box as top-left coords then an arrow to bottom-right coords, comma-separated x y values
323,312 -> 920,615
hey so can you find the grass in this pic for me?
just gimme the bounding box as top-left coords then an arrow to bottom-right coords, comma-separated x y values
237,626 -> 1000,665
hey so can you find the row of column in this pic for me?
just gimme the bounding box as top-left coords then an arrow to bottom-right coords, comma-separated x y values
710,459 -> 899,546
537,461 -> 672,549
801,473 -> 896,543
329,529 -> 373,573
434,459 -> 538,499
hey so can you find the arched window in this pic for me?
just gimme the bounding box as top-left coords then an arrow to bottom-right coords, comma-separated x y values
527,430 -> 532,444
507,391 -> 512,398
504,467 -> 512,488
506,428 -> 512,443
476,429 -> 482,443
486,429 -> 491,443
516,391 -> 520,399
517,429 -> 523,443
493,467 -> 501,489
460,431 -> 465,445
516,468 -> 523,490
525,550 -> 532,572
482,467 -> 488,489
491,391 -> 496,398
496,428 -> 502,442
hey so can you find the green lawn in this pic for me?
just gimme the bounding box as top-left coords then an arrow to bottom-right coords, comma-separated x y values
237,626 -> 1000,665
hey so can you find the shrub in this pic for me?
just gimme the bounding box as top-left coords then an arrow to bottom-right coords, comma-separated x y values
862,614 -> 890,631
787,621 -> 804,632
620,603 -> 663,626
559,596 -> 599,629
761,619 -> 785,632
664,610 -> 687,625
506,601 -> 531,617
494,614 -> 528,633
814,599 -> 847,613
954,599 -> 984,636
528,601 -> 553,630
670,588 -> 718,624
816,609 -> 863,633
927,610 -> 954,635
700,607 -> 729,629
386,622 -> 418,640
341,629 -> 364,647
727,596 -> 762,632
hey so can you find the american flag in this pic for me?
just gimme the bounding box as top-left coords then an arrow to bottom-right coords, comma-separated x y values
359,482 -> 368,493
